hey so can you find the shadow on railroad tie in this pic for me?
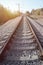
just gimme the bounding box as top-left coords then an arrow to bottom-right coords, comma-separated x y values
0,42 -> 11,62
39,54 -> 43,60
0,52 -> 5,62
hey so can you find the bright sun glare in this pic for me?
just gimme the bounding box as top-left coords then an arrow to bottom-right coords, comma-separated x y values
0,0 -> 43,13
0,0 -> 21,13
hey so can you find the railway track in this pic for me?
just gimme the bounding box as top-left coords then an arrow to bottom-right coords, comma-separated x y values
27,16 -> 43,47
0,16 -> 43,65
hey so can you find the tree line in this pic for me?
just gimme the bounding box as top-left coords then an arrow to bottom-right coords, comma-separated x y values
31,8 -> 43,15
0,5 -> 21,25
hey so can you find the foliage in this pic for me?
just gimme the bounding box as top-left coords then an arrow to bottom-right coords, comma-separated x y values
31,8 -> 43,15
0,5 -> 21,25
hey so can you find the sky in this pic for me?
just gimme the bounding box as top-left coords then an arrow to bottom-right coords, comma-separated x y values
0,0 -> 43,12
